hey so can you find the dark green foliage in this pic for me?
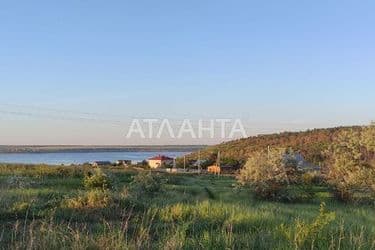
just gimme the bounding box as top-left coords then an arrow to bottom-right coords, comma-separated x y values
129,171 -> 166,197
204,187 -> 216,200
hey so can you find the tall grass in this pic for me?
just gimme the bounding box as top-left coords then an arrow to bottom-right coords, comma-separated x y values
0,165 -> 374,249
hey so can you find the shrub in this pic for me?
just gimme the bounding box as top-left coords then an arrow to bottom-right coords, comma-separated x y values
325,125 -> 375,202
65,190 -> 112,209
83,168 -> 112,190
129,171 -> 165,198
237,148 -> 310,201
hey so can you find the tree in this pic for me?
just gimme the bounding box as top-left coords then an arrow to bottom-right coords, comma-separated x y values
326,125 -> 375,201
237,148 -> 306,201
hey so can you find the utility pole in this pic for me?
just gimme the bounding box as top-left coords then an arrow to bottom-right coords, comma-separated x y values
183,155 -> 186,172
217,151 -> 221,176
217,151 -> 221,167
198,150 -> 201,174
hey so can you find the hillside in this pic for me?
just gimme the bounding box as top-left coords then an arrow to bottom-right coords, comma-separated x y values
188,126 -> 362,165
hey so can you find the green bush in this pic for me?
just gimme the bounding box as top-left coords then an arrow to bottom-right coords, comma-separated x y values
129,171 -> 166,198
83,168 -> 112,190
65,190 -> 113,209
237,148 -> 313,202
325,125 -> 375,202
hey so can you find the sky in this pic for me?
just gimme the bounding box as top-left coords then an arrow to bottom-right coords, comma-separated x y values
0,0 -> 374,145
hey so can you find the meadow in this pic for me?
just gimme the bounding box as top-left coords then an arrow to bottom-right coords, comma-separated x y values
0,164 -> 374,250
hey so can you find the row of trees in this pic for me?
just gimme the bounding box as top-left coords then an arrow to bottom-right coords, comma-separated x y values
238,124 -> 375,203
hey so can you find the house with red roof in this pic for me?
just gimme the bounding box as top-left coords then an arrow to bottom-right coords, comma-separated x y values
148,155 -> 174,168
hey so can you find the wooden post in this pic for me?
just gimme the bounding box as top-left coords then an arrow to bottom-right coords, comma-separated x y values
217,151 -> 221,176
198,150 -> 201,174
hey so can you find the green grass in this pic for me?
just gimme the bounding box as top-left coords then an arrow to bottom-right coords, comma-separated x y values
0,165 -> 374,249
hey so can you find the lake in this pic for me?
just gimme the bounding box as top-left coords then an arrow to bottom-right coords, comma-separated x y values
0,151 -> 190,165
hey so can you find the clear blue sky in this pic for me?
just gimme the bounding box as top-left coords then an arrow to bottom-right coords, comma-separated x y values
1,0 -> 374,145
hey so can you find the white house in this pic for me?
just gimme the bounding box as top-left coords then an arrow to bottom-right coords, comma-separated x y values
148,155 -> 174,168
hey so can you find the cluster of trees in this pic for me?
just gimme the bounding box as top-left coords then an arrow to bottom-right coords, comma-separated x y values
238,124 -> 375,203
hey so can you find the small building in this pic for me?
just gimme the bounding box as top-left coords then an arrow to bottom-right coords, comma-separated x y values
284,153 -> 321,172
115,160 -> 132,167
207,165 -> 221,174
91,161 -> 112,167
148,155 -> 174,169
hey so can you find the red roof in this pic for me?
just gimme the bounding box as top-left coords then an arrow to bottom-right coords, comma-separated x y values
148,155 -> 174,161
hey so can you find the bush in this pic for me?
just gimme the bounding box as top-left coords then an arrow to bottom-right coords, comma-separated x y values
129,171 -> 165,198
65,190 -> 113,209
237,148 -> 314,202
83,168 -> 112,190
325,125 -> 375,202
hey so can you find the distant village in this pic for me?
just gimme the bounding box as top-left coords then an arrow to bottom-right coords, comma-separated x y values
90,151 -> 319,175
90,153 -> 237,174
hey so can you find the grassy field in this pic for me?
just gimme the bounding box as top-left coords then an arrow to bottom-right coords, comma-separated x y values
0,165 -> 374,249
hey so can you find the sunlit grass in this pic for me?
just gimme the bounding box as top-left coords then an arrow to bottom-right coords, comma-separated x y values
0,164 -> 374,249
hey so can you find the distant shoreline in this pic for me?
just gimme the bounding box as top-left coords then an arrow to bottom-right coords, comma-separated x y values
0,145 -> 206,154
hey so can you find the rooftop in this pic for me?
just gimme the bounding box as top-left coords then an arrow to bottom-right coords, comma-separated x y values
148,155 -> 174,161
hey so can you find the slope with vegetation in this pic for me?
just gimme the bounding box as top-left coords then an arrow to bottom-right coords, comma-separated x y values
188,126 -> 362,165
